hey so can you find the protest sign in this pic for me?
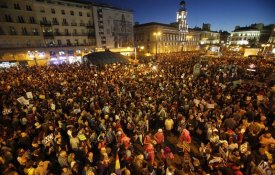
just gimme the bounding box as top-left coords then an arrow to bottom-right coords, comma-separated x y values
42,133 -> 54,145
26,92 -> 33,99
258,160 -> 272,175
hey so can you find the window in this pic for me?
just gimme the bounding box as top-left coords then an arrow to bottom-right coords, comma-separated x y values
9,26 -> 16,35
29,17 -> 36,24
14,3 -> 20,10
66,39 -> 71,46
73,29 -> 77,35
0,3 -> 8,8
62,18 -> 68,25
32,28 -> 38,35
0,26 -> 5,35
83,39 -> 86,44
61,10 -> 65,15
65,29 -> 69,34
70,11 -> 74,16
54,28 -> 60,35
5,15 -> 12,22
57,40 -> 62,45
26,5 -> 32,11
79,12 -> 82,16
18,16 -> 25,23
51,8 -> 55,14
52,18 -> 58,25
40,7 -> 45,13
87,13 -> 90,17
42,17 -> 47,23
22,27 -> 28,35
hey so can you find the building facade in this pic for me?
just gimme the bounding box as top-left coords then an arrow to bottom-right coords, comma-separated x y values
0,0 -> 134,65
0,0 -> 44,48
134,23 -> 180,54
92,5 -> 133,49
229,27 -> 261,46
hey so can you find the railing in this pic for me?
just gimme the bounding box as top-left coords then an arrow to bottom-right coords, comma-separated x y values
86,23 -> 94,28
71,22 -> 77,26
40,21 -> 52,25
43,32 -> 54,38
52,21 -> 59,25
62,22 -> 69,26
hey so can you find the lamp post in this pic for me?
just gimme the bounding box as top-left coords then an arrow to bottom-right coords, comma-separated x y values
153,32 -> 161,60
261,43 -> 270,55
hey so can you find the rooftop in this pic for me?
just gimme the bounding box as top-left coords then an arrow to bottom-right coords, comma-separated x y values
234,27 -> 259,32
134,22 -> 177,29
39,0 -> 133,12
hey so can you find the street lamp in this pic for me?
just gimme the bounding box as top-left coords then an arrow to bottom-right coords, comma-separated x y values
153,32 -> 161,60
134,46 -> 144,61
261,43 -> 270,55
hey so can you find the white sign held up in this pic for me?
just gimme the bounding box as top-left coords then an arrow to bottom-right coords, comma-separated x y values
258,161 -> 272,175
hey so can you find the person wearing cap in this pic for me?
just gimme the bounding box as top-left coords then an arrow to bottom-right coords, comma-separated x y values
154,129 -> 165,151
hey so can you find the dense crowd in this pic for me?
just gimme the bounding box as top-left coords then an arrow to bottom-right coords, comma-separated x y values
0,51 -> 274,175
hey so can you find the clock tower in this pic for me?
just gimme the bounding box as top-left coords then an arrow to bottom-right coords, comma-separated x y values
177,1 -> 188,43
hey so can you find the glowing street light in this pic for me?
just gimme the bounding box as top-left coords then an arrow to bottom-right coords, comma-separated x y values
261,43 -> 270,54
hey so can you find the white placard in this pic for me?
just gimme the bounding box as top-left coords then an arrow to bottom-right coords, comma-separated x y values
258,160 -> 272,175
26,92 -> 33,99
207,103 -> 215,109
17,96 -> 26,105
42,133 -> 54,145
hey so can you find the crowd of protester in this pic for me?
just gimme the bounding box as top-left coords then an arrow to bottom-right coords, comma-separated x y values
0,51 -> 274,175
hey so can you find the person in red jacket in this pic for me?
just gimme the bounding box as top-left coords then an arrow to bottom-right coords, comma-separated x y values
154,129 -> 165,151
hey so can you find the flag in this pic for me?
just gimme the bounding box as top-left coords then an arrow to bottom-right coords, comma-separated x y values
115,152 -> 121,175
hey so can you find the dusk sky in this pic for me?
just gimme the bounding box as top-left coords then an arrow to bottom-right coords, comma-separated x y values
97,0 -> 275,32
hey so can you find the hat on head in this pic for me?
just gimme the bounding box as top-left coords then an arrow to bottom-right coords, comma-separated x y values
158,128 -> 163,133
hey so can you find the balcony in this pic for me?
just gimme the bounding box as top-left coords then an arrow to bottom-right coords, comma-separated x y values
52,21 -> 59,25
43,32 -> 54,38
72,33 -> 89,36
62,22 -> 69,26
71,22 -> 77,26
86,23 -> 94,28
40,21 -> 52,26
88,32 -> 95,38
